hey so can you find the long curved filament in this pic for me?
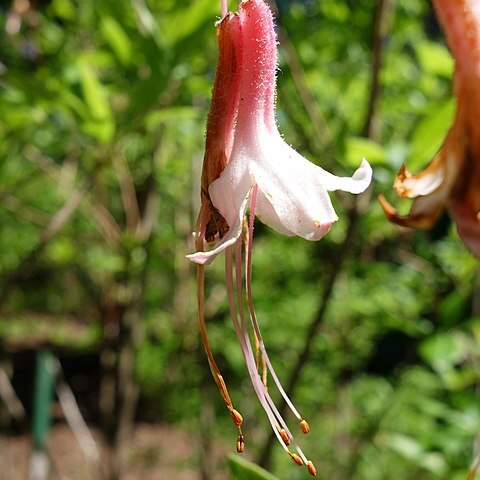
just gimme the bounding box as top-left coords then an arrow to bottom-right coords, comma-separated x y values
246,185 -> 309,427
195,207 -> 243,441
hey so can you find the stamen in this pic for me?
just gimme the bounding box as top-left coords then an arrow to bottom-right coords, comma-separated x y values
197,266 -> 236,412
236,434 -> 245,453
254,329 -> 260,369
260,385 -> 309,465
290,453 -> 303,466
293,445 -> 309,466
307,460 -> 317,476
246,185 -> 306,423
221,0 -> 227,18
300,419 -> 310,434
246,218 -> 267,388
253,329 -> 268,387
216,374 -> 232,407
230,408 -> 243,427
226,238 -> 311,471
279,428 -> 291,445
261,352 -> 267,387
226,243 -> 291,455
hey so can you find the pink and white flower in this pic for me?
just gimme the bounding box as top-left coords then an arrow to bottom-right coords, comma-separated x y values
188,0 -> 372,474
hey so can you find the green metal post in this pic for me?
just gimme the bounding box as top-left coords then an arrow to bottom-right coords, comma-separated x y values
32,349 -> 56,450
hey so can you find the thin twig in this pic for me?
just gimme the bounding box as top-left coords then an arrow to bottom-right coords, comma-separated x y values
24,146 -> 121,241
54,359 -> 100,466
0,363 -> 26,422
0,181 -> 89,305
362,0 -> 394,139
277,25 -> 332,147
113,153 -> 140,233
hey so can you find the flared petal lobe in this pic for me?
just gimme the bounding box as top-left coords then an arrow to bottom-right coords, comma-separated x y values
380,118 -> 466,229
246,139 -> 371,240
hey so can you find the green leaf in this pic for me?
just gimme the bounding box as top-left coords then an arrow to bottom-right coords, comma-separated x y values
385,433 -> 423,461
161,0 -> 216,48
408,97 -> 455,171
228,454 -> 281,480
320,3 -> 350,22
49,0 -> 75,21
420,332 -> 468,372
100,17 -> 133,65
438,290 -> 469,327
345,136 -> 387,166
145,107 -> 199,132
78,61 -> 111,121
419,452 -> 447,476
385,432 -> 447,474
415,40 -> 454,78
82,120 -> 115,143
77,60 -> 115,141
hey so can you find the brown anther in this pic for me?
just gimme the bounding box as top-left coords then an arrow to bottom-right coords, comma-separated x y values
236,434 -> 245,453
279,428 -> 290,445
290,453 -> 303,466
307,460 -> 317,476
300,419 -> 310,434
230,409 -> 243,426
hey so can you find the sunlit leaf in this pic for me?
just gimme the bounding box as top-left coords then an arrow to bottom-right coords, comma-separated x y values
415,40 -> 454,78
49,0 -> 75,21
420,332 -> 468,372
228,454 -> 280,480
77,60 -> 115,141
408,97 -> 455,170
438,290 -> 469,327
82,120 -> 115,143
145,107 -> 199,132
385,433 -> 423,461
101,17 -> 133,65
161,0 -> 216,48
345,136 -> 387,166
77,61 -> 111,121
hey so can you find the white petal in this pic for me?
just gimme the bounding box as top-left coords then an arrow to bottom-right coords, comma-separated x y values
186,194 -> 250,265
209,153 -> 253,224
319,157 -> 373,193
255,190 -> 295,236
187,160 -> 253,265
250,136 -> 338,240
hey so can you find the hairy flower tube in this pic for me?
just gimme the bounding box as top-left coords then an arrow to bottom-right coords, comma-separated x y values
380,0 -> 480,257
187,0 -> 372,474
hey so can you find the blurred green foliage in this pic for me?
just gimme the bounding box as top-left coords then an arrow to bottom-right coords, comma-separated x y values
0,0 -> 479,479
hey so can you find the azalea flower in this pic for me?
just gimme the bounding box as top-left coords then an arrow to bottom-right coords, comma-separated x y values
187,0 -> 372,474
380,0 -> 480,257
